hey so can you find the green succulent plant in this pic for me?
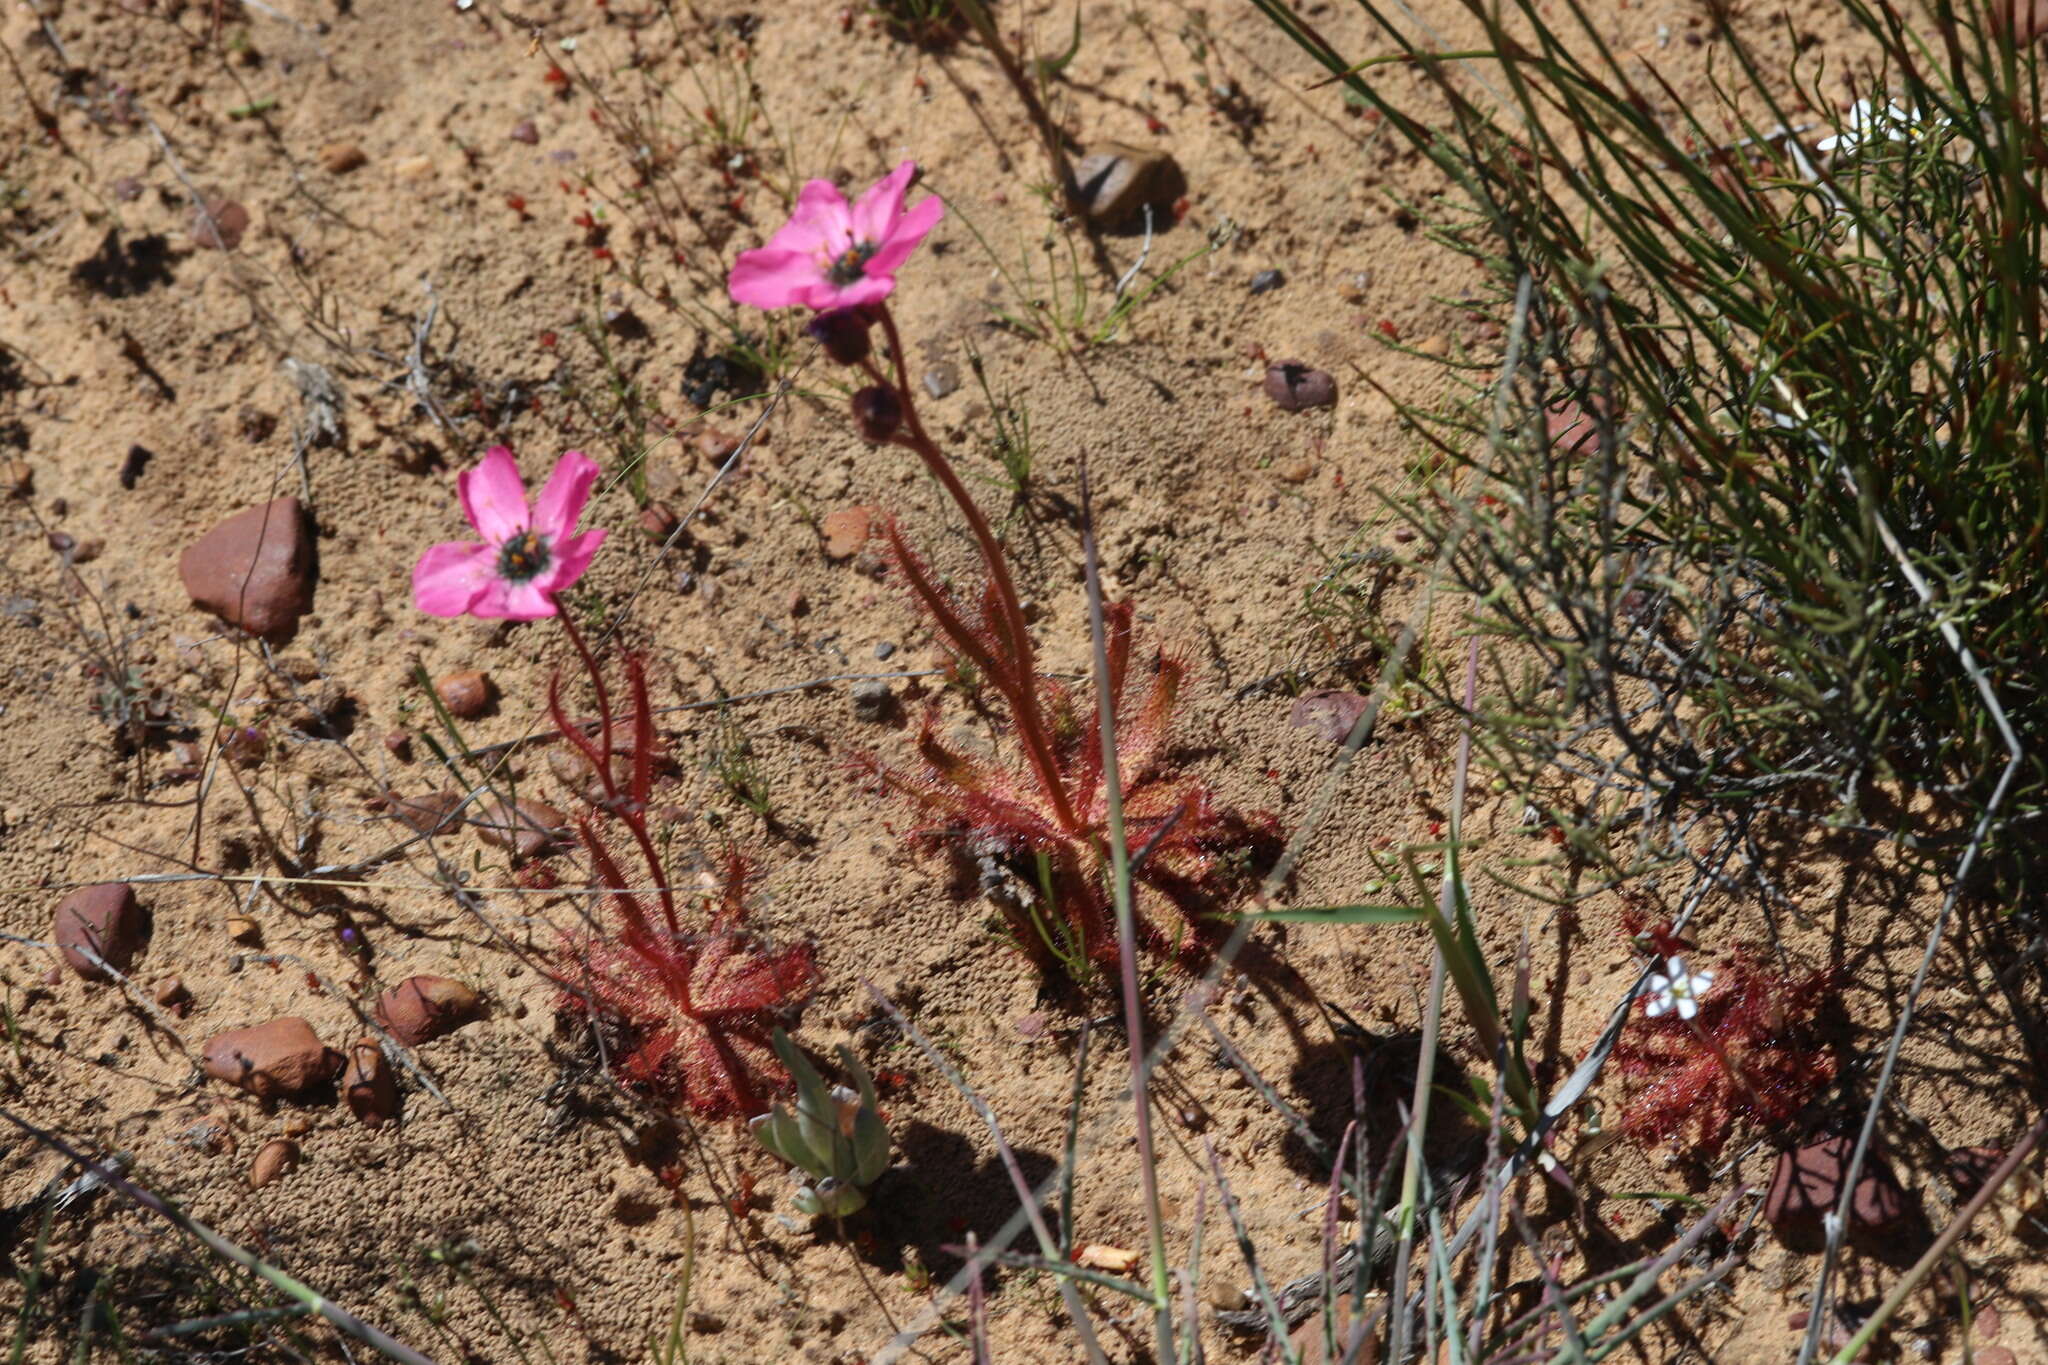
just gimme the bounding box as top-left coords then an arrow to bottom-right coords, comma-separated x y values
747,1029 -> 890,1218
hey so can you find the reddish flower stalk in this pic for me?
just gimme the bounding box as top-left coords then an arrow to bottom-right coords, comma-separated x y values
857,533 -> 1276,967
861,301 -> 1080,835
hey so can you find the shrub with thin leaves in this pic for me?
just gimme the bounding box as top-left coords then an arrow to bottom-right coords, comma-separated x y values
1255,0 -> 2048,897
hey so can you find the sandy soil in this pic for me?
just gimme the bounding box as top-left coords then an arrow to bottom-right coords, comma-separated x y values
1,0 -> 2043,1362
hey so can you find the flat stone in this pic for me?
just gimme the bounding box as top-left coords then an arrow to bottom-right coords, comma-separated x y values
821,506 -> 873,560
473,797 -> 567,859
53,882 -> 145,981
343,1038 -> 398,1127
1765,1136 -> 1909,1238
318,142 -> 366,174
203,1018 -> 341,1099
179,497 -> 313,638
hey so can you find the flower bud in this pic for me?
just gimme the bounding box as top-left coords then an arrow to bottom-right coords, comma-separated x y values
806,307 -> 872,365
851,386 -> 903,443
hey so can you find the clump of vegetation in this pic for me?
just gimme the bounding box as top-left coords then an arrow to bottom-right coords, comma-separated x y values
1612,923 -> 1838,1157
549,654 -> 818,1118
858,530 -> 1276,971
748,1029 -> 891,1217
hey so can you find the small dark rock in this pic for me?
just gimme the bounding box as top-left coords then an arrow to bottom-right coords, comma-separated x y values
1265,363 -> 1337,412
509,119 -> 540,144
388,790 -> 463,836
190,192 -> 250,250
874,641 -> 897,661
1249,268 -> 1285,295
383,730 -> 412,761
118,443 -> 153,489
53,883 -> 145,981
850,678 -> 895,723
178,497 -> 314,638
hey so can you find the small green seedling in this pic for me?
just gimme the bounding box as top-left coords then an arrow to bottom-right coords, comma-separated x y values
748,1030 -> 890,1218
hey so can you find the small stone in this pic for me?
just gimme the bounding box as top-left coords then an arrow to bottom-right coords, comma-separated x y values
383,730 -> 412,761
153,976 -> 188,1008
392,154 -> 436,182
249,1138 -> 299,1187
318,141 -> 366,174
1338,270 -> 1372,304
695,427 -> 741,460
1206,1281 -> 1248,1313
509,119 -> 540,144
202,1018 -> 341,1099
1277,457 -> 1313,484
1544,396 -> 1610,457
821,506 -> 872,560
190,192 -> 249,250
118,444 -> 151,489
850,679 -> 895,723
1264,362 -> 1337,412
179,497 -> 314,637
473,796 -> 567,858
873,641 -> 896,661
1976,1305 -> 2002,1341
922,363 -> 960,399
1764,1136 -> 1910,1239
547,746 -> 601,801
1290,690 -> 1371,745
389,790 -> 462,836
226,914 -> 261,944
5,460 -> 31,497
110,175 -> 145,202
1974,1349 -> 2017,1365
1415,335 -> 1449,359
1013,1011 -> 1048,1040
1072,142 -> 1185,228
343,1037 -> 399,1127
1249,268 -> 1285,295
374,975 -> 482,1047
640,502 -> 679,542
434,670 -> 491,719
53,883 -> 145,981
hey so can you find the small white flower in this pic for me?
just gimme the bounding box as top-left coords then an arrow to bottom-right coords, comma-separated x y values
1815,98 -> 1945,160
1643,955 -> 1714,1021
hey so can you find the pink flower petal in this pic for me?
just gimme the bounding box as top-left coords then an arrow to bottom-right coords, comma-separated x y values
412,541 -> 495,617
817,274 -> 896,309
849,161 -> 917,246
864,192 -> 944,277
494,580 -> 560,620
768,178 -> 854,258
531,449 -> 601,539
459,446 -> 531,543
730,246 -> 826,310
537,527 -> 607,595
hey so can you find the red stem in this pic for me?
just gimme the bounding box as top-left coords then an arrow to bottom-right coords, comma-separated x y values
553,602 -> 680,935
870,302 -> 1082,834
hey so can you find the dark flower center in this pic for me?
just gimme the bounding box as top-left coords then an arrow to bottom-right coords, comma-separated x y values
497,530 -> 552,582
826,239 -> 879,286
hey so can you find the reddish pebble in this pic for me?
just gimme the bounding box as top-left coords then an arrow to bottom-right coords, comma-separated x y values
203,1018 -> 341,1099
343,1037 -> 399,1128
1975,1349 -> 2017,1365
473,796 -> 566,859
509,119 -> 539,144
383,729 -> 412,761
53,883 -> 145,981
374,975 -> 482,1047
434,669 -> 491,719
821,506 -> 872,560
249,1138 -> 299,1187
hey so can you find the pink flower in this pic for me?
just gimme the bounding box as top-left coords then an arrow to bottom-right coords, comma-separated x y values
413,446 -> 608,620
728,161 -> 944,311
